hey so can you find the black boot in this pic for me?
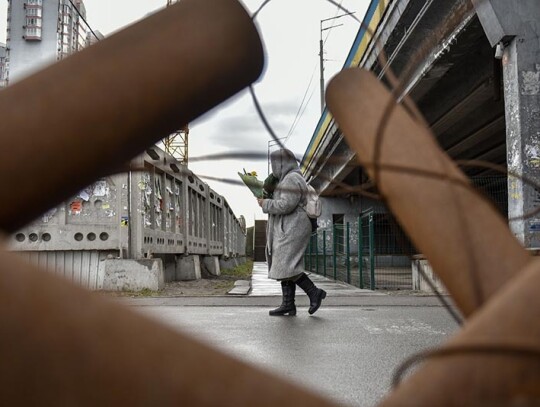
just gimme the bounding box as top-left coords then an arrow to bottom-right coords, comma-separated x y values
269,280 -> 296,316
296,273 -> 326,315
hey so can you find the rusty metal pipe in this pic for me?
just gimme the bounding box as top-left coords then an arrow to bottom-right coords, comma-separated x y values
0,248 -> 338,406
378,258 -> 540,406
0,0 -> 264,232
325,69 -> 530,316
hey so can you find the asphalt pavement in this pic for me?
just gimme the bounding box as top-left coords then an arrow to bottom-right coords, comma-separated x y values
122,262 -> 461,407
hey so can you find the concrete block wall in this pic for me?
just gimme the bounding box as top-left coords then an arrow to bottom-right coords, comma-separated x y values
8,176 -> 130,254
316,196 -> 363,255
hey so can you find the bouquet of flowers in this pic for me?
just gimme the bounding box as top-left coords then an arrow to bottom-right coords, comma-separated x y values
238,169 -> 264,198
238,169 -> 279,199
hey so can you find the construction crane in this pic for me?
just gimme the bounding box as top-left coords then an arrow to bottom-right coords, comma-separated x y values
162,0 -> 189,165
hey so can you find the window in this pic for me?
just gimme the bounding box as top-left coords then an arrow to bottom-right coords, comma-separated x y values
26,7 -> 42,17
25,26 -> 42,39
26,17 -> 42,27
24,0 -> 43,40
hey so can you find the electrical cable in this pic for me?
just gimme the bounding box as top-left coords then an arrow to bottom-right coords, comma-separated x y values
284,65 -> 317,143
287,85 -> 316,142
323,0 -> 345,45
285,0 -> 350,144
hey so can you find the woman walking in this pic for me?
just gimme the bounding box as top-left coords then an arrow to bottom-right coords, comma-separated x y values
257,148 -> 326,316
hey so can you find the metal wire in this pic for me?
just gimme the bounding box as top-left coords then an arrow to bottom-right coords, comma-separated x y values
392,344 -> 540,388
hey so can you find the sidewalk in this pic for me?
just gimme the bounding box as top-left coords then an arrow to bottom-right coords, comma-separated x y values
249,262 -> 384,297
119,262 -> 455,308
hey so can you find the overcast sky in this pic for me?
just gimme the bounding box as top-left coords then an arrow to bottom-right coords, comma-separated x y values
0,0 -> 369,227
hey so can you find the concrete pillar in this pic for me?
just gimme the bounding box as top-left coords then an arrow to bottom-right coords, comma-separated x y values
473,0 -> 540,247
160,255 -> 176,282
203,256 -> 221,276
219,257 -> 237,271
176,255 -> 201,281
504,45 -> 540,247
129,163 -> 145,259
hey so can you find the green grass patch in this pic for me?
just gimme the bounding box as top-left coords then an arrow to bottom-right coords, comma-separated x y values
221,259 -> 254,279
215,281 -> 236,291
119,287 -> 159,297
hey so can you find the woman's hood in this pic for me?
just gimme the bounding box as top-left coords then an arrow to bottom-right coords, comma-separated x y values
270,149 -> 300,180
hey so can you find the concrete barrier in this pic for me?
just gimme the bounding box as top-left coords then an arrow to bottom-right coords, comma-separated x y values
176,255 -> 201,281
411,256 -> 448,294
203,256 -> 221,276
102,258 -> 164,292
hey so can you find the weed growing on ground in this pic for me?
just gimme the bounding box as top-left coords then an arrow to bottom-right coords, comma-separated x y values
221,260 -> 254,279
117,287 -> 158,297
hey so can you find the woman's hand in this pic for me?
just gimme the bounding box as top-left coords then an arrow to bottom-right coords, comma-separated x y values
257,198 -> 264,207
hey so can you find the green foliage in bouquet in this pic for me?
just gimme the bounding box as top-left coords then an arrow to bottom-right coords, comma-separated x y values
238,170 -> 279,199
238,169 -> 264,198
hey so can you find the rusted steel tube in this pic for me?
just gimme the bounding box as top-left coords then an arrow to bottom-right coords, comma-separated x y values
326,69 -> 530,316
378,259 -> 540,406
0,0 -> 264,232
0,248 -> 338,406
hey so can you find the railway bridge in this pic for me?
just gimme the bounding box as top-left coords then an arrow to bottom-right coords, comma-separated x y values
302,0 -> 540,258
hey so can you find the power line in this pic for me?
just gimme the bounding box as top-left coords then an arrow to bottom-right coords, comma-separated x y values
323,0 -> 345,45
285,0 -> 346,144
285,64 -> 318,143
286,87 -> 316,144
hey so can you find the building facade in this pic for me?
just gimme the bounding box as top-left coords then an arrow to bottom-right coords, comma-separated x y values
4,0 -> 88,84
0,42 -> 6,88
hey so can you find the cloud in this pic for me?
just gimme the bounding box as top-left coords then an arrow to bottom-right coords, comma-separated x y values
193,96 -> 301,152
256,99 -> 300,118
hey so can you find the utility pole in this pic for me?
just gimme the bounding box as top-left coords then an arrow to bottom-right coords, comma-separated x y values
319,12 -> 355,114
267,137 -> 287,176
162,0 -> 189,164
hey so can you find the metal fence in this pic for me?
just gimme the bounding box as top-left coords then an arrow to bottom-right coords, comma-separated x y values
305,212 -> 416,290
304,175 -> 508,290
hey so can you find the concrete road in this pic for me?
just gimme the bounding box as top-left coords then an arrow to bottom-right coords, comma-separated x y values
135,305 -> 458,407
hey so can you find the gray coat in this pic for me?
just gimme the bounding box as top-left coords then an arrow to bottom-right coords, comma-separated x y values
262,149 -> 311,280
